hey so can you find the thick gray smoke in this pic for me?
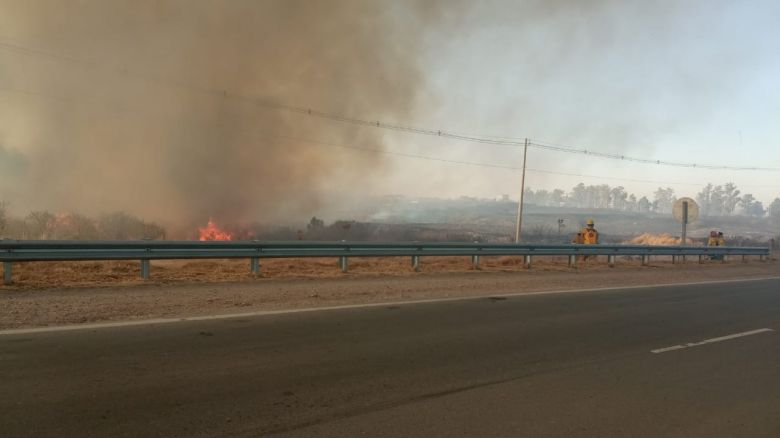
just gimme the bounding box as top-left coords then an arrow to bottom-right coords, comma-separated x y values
2,0 -> 774,236
0,0 -> 445,235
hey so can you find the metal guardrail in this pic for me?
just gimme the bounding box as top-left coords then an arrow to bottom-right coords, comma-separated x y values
0,240 -> 770,284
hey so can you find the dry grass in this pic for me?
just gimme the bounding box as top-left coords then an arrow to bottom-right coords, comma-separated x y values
625,233 -> 695,246
2,254 -> 707,289
2,258 -> 775,329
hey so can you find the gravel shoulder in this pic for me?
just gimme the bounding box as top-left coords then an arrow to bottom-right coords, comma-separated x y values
1,258 -> 778,330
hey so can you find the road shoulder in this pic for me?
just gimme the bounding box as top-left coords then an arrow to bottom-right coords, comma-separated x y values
1,261 -> 777,330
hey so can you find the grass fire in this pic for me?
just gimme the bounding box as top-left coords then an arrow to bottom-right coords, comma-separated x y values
198,219 -> 233,241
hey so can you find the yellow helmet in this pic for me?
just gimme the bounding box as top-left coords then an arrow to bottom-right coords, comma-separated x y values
586,219 -> 595,226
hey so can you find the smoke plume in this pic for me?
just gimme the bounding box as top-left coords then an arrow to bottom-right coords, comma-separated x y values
2,0 -> 776,235
0,0 -> 444,236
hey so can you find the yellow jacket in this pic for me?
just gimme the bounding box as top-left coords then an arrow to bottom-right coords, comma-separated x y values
582,227 -> 599,244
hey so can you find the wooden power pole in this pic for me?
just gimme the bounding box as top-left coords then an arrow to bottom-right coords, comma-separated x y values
515,138 -> 529,243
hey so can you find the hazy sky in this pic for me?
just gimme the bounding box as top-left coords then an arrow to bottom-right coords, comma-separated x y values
376,0 -> 780,203
1,0 -> 778,226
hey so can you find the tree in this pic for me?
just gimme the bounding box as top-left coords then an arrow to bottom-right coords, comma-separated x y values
98,212 -> 133,240
523,188 -> 536,205
723,183 -> 741,215
142,223 -> 166,240
653,187 -> 676,214
97,212 -> 166,240
577,184 -> 612,209
696,183 -> 713,216
749,201 -> 765,217
610,186 -> 628,210
307,216 -> 324,231
710,185 -> 725,216
49,213 -> 98,239
638,196 -> 652,213
569,183 -> 587,208
585,185 -> 597,208
24,211 -> 55,239
550,189 -> 566,206
739,194 -> 765,217
595,184 -> 611,209
626,194 -> 638,212
535,189 -> 551,206
769,198 -> 780,221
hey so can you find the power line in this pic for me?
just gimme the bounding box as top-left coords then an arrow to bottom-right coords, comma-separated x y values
1,82 -> 779,191
3,38 -> 779,173
271,135 -> 759,188
3,79 -> 780,195
528,139 -> 780,171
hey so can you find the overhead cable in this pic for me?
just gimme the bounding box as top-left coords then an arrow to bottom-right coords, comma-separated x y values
1,82 -> 777,189
3,39 -> 779,172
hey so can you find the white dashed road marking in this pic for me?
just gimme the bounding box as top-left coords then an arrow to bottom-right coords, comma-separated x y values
651,328 -> 774,354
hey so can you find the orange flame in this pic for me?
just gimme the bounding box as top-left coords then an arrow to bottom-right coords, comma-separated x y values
198,219 -> 233,241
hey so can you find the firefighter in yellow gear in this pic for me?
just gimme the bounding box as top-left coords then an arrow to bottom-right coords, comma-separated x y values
707,230 -> 726,260
581,219 -> 599,261
582,219 -> 599,244
707,231 -> 719,247
707,231 -> 727,246
707,231 -> 718,246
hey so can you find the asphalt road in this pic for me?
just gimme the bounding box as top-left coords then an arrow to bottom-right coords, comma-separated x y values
1,278 -> 779,437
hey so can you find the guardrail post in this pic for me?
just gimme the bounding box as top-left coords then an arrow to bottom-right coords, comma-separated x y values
741,255 -> 747,263
698,255 -> 704,264
568,255 -> 577,268
524,255 -> 532,269
760,254 -> 767,262
3,262 -> 11,285
338,256 -> 348,273
641,255 -> 649,266
608,255 -> 615,267
672,255 -> 677,264
722,255 -> 728,263
140,259 -> 150,280
412,255 -> 421,272
471,255 -> 481,270
250,257 -> 260,275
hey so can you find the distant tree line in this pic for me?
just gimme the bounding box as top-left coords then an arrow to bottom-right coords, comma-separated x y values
0,206 -> 165,240
523,182 -> 778,218
695,183 -> 771,218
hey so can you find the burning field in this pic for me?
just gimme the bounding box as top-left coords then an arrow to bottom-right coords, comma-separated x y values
198,219 -> 234,241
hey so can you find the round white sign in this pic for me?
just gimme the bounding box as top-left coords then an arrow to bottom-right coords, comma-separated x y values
673,197 -> 699,223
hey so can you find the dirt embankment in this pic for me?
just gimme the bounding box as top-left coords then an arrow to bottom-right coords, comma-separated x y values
1,257 -> 777,330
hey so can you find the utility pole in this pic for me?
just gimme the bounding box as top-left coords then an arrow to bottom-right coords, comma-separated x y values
681,200 -> 688,245
514,138 -> 529,243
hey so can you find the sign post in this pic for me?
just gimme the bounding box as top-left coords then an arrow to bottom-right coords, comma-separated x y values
673,197 -> 699,246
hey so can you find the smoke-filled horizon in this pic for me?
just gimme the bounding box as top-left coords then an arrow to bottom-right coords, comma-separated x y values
1,0 -> 778,237
0,0 -> 450,236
